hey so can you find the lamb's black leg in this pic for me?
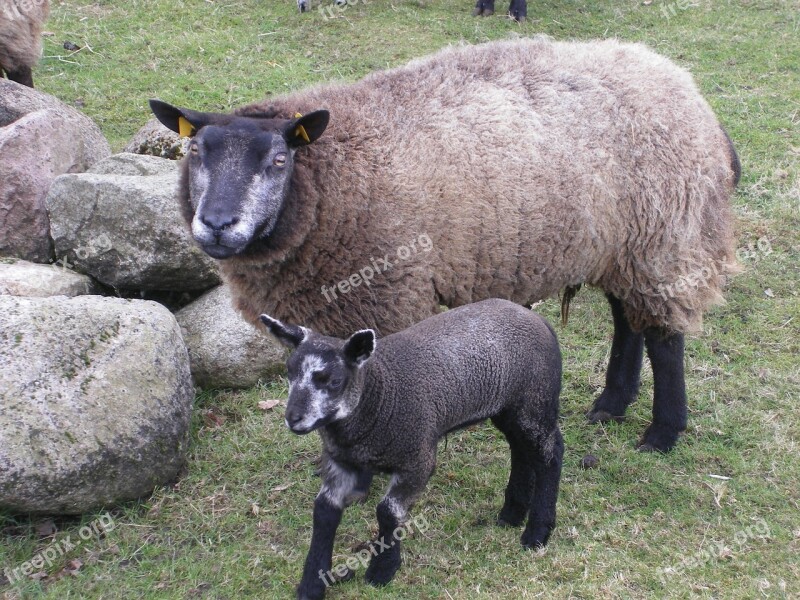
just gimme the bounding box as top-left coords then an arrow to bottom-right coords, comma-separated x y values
297,459 -> 365,600
492,415 -> 534,527
637,328 -> 687,453
365,467 -> 432,587
472,0 -> 495,16
297,495 -> 344,600
588,294 -> 644,423
508,0 -> 527,21
6,66 -> 34,88
521,427 -> 563,549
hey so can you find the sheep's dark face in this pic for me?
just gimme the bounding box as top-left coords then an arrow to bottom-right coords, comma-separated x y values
149,100 -> 329,259
259,315 -> 376,434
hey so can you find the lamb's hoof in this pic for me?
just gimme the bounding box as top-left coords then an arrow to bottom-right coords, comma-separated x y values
636,424 -> 682,453
296,582 -> 325,600
496,505 -> 526,527
586,408 -> 625,424
472,6 -> 482,15
509,12 -> 526,22
365,555 -> 401,587
521,524 -> 552,549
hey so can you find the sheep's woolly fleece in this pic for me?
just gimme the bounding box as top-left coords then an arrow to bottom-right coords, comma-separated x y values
0,0 -> 49,73
207,36 -> 738,336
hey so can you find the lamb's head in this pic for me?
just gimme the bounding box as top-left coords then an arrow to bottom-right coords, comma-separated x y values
149,100 -> 329,259
260,314 -> 376,434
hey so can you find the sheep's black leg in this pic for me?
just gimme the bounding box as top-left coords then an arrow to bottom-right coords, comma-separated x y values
6,66 -> 34,88
521,427 -> 563,549
637,328 -> 687,452
588,294 -> 644,423
365,467 -> 432,587
297,459 -> 365,600
472,0 -> 495,17
492,414 -> 534,527
508,0 -> 527,21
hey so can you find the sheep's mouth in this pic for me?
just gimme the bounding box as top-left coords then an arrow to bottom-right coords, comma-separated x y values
202,243 -> 239,259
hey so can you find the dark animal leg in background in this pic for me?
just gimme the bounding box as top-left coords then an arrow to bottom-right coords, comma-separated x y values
508,0 -> 527,21
472,0 -> 495,17
297,496 -> 344,600
637,329 -> 687,453
521,428 -> 563,549
5,66 -> 34,88
588,294 -> 644,423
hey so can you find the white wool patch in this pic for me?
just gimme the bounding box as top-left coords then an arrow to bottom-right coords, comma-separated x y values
319,461 -> 359,509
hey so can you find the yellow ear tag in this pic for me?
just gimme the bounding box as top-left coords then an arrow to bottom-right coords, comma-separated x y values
178,116 -> 195,138
293,112 -> 310,143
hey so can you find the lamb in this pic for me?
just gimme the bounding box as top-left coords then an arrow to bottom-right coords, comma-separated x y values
260,298 -> 564,600
473,0 -> 527,21
0,0 -> 49,87
149,36 -> 740,453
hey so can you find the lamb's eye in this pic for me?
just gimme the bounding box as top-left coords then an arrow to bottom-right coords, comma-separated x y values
273,153 -> 287,167
312,371 -> 329,385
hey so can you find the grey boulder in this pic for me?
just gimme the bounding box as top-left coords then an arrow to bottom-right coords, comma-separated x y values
0,258 -> 97,297
0,295 -> 194,514
0,80 -> 111,263
176,285 -> 286,389
46,154 -> 220,291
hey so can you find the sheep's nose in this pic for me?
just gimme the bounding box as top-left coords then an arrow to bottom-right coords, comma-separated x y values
200,213 -> 238,233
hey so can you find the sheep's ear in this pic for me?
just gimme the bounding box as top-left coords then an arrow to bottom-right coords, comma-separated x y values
149,99 -> 214,138
285,110 -> 330,147
260,314 -> 307,349
343,329 -> 376,367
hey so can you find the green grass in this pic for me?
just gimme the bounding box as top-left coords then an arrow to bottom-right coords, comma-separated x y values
2,0 -> 799,598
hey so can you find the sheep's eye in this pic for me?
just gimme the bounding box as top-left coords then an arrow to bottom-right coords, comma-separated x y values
312,371 -> 329,385
273,153 -> 287,167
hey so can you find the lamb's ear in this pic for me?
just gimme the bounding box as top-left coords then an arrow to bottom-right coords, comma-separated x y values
343,329 -> 376,367
284,110 -> 330,147
149,99 -> 214,138
260,314 -> 307,349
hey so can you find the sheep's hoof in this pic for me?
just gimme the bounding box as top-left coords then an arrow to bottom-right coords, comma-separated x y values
482,8 -> 495,16
636,424 -> 682,453
471,6 -> 483,15
586,408 -> 625,424
509,12 -> 526,22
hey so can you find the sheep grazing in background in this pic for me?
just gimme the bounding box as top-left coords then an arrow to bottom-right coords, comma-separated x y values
149,36 -> 740,454
261,299 -> 564,599
0,0 -> 49,87
297,0 -> 347,13
473,0 -> 527,21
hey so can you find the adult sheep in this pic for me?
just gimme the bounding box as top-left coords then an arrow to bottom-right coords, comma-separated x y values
150,36 -> 740,453
0,0 -> 50,87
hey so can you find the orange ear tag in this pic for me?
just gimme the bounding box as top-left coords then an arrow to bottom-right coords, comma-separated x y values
178,116 -> 195,138
293,112 -> 310,143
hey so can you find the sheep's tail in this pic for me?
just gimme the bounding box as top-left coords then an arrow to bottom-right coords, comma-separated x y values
721,126 -> 741,188
560,284 -> 582,327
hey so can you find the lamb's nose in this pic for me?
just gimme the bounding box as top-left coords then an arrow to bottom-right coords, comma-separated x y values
285,407 -> 303,428
200,213 -> 238,233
